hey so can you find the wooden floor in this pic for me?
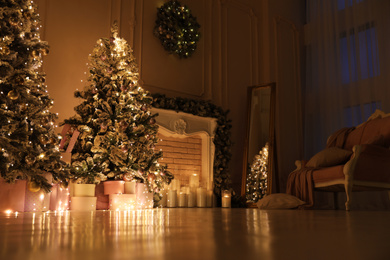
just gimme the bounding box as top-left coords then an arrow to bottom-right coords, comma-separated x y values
1,208 -> 390,260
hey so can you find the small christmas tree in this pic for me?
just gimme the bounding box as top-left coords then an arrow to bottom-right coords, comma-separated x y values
0,0 -> 68,192
246,143 -> 269,203
63,22 -> 173,202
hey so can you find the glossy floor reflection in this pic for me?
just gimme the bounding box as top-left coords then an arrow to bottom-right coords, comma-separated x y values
1,209 -> 390,260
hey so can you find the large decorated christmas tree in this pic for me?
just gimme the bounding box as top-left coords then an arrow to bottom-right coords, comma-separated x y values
0,0 -> 68,192
63,23 -> 173,201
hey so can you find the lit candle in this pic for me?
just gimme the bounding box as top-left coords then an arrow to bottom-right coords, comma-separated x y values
189,174 -> 199,188
178,192 -> 187,207
170,179 -> 181,191
187,190 -> 196,207
167,190 -> 177,208
196,187 -> 206,207
221,190 -> 231,208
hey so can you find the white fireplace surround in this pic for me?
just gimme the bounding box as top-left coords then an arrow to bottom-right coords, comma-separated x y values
150,108 -> 218,191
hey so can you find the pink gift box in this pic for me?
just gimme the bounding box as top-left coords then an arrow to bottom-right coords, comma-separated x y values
96,183 -> 109,210
103,180 -> 125,195
50,184 -> 70,211
136,183 -> 154,209
24,188 -> 51,212
0,179 -> 27,213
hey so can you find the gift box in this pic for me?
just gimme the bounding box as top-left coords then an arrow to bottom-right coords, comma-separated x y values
109,194 -> 136,210
24,173 -> 52,212
71,197 -> 97,211
50,184 -> 70,211
96,182 -> 109,210
24,188 -> 51,212
136,183 -> 154,209
0,179 -> 27,213
59,124 -> 80,164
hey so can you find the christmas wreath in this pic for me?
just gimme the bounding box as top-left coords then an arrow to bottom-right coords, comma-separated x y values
153,0 -> 201,59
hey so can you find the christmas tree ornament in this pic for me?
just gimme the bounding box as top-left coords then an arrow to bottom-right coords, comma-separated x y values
148,173 -> 156,182
25,155 -> 36,165
123,173 -> 132,182
27,181 -> 41,192
7,90 -> 19,100
39,135 -> 49,145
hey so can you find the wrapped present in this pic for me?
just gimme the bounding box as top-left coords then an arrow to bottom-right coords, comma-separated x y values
24,173 -> 52,212
96,182 -> 109,210
103,180 -> 125,195
50,184 -> 70,211
24,189 -> 51,212
136,183 -> 154,209
109,194 -> 136,210
0,179 -> 27,213
59,124 -> 80,164
71,197 -> 97,211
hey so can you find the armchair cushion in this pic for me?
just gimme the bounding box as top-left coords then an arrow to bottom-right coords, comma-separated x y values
306,147 -> 352,168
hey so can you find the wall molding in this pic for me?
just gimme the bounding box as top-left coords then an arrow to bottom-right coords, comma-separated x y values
135,0 -> 212,98
219,0 -> 259,107
273,15 -> 304,159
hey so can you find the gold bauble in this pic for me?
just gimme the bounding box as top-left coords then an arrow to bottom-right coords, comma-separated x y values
123,173 -> 133,182
25,155 -> 36,165
32,50 -> 40,58
59,182 -> 68,189
39,135 -> 49,145
7,90 -> 19,100
49,137 -> 57,144
27,181 -> 41,192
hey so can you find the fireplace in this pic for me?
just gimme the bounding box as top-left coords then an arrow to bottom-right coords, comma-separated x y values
151,108 -> 217,191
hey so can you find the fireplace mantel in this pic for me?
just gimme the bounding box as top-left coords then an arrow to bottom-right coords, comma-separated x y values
151,107 -> 217,191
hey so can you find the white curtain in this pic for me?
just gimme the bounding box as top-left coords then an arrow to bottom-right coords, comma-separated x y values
305,0 -> 390,157
305,0 -> 390,209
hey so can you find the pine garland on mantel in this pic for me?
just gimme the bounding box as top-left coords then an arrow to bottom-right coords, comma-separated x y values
151,93 -> 232,199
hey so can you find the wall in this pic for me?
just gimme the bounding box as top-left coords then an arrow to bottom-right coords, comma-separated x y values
37,0 -> 305,195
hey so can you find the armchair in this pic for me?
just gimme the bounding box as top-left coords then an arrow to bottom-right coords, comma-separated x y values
287,110 -> 390,210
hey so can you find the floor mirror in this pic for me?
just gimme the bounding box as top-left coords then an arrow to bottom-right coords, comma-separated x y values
241,82 -> 277,206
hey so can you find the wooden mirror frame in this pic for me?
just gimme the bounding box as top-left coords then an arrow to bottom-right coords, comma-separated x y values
241,82 -> 276,205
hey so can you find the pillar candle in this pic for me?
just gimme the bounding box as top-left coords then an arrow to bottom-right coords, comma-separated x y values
187,190 -> 196,207
170,179 -> 181,191
196,187 -> 206,207
189,174 -> 199,188
206,190 -> 213,208
221,190 -> 231,208
178,192 -> 187,207
167,190 -> 177,208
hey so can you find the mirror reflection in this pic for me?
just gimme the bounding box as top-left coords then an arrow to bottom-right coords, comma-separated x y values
242,83 -> 276,205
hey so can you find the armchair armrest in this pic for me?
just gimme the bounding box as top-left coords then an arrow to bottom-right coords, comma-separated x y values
345,144 -> 390,183
293,160 -> 308,172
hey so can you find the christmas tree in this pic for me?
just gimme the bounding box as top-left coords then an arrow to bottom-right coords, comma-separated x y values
246,143 -> 269,203
63,22 -> 173,202
0,0 -> 68,192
